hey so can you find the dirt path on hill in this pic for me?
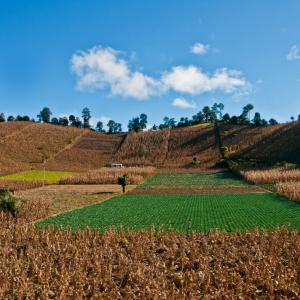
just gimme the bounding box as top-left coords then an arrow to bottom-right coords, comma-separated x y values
162,128 -> 171,164
0,123 -> 35,144
42,130 -> 89,164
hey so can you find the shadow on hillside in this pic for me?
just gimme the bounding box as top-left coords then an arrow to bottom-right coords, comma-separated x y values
236,122 -> 300,163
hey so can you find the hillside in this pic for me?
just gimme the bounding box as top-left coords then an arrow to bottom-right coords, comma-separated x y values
0,121 -> 300,175
0,122 -> 86,175
44,131 -> 126,171
221,122 -> 300,163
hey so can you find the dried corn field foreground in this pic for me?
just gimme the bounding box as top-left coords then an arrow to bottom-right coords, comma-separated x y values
1,215 -> 300,299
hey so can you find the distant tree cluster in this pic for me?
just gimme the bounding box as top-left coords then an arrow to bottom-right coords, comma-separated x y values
128,113 -> 148,132
150,103 -> 285,130
0,107 -> 122,134
1,103 -> 299,134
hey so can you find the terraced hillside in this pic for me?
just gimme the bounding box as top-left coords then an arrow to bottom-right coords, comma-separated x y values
0,121 -> 31,138
115,129 -> 170,165
221,122 -> 300,163
1,121 -> 300,175
165,125 -> 219,168
0,122 -> 86,175
44,131 -> 126,171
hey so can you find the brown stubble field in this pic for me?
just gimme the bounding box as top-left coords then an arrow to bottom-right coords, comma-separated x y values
17,184 -> 136,217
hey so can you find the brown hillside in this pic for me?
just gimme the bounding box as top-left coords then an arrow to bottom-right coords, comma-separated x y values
165,126 -> 219,168
115,129 -> 170,165
1,121 -> 300,175
44,131 -> 125,171
220,123 -> 284,155
0,123 -> 85,175
219,122 -> 300,163
0,121 -> 31,138
114,126 -> 220,167
235,122 -> 300,163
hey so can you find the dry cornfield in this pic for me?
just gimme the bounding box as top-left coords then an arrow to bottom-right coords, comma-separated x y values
116,129 -> 170,165
0,121 -> 30,138
0,179 -> 47,191
59,167 -> 156,185
0,122 -> 86,175
1,121 -> 300,173
276,182 -> 300,203
221,123 -> 283,156
242,168 -> 300,184
0,215 -> 300,299
164,126 -> 220,168
44,131 -> 125,171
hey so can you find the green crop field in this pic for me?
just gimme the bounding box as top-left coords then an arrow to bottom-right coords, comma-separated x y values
39,193 -> 300,232
0,170 -> 73,184
139,172 -> 251,189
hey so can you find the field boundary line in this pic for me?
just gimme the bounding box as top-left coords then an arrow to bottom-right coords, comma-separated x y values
162,128 -> 171,164
115,133 -> 127,153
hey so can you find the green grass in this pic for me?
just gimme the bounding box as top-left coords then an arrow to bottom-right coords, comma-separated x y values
0,170 -> 73,184
39,193 -> 300,232
139,172 -> 251,189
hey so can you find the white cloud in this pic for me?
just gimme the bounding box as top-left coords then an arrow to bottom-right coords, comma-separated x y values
71,46 -> 161,100
190,43 -> 209,55
172,97 -> 196,109
71,46 -> 252,100
287,45 -> 300,61
162,66 -> 248,95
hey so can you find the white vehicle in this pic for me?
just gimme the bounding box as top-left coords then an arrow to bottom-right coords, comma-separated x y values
111,163 -> 124,168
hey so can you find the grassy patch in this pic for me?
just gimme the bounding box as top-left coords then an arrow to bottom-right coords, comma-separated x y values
39,193 -> 300,232
139,172 -> 251,189
0,170 -> 73,184
190,122 -> 212,128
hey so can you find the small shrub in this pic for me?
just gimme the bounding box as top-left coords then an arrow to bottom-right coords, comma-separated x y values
220,146 -> 229,158
118,174 -> 130,193
191,157 -> 198,165
0,189 -> 24,217
216,159 -> 229,168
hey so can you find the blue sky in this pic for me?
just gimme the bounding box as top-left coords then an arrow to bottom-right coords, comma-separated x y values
0,0 -> 300,129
